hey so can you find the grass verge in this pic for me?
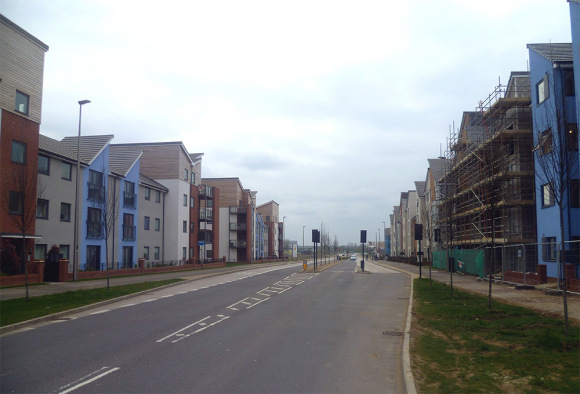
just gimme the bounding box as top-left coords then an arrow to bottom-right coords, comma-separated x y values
0,279 -> 183,327
411,278 -> 579,393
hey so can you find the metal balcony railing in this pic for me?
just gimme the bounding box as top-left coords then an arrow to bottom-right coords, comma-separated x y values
123,192 -> 136,208
230,240 -> 247,248
88,183 -> 105,202
230,222 -> 247,231
122,225 -> 136,241
87,221 -> 103,239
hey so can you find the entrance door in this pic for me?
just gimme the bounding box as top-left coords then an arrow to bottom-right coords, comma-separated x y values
87,245 -> 101,271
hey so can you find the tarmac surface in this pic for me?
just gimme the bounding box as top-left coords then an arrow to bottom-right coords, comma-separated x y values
1,258 -> 578,322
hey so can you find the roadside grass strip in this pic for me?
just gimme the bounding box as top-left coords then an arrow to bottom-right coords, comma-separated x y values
0,279 -> 183,327
411,278 -> 580,394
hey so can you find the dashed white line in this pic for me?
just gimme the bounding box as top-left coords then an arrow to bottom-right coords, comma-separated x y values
58,366 -> 120,394
90,310 -> 109,315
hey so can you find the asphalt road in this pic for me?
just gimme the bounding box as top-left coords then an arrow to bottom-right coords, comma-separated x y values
1,260 -> 411,393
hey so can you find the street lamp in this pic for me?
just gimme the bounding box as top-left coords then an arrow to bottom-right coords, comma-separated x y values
73,99 -> 90,281
282,216 -> 286,260
302,225 -> 305,257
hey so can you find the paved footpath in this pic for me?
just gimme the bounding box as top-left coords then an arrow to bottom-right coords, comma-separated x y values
376,260 -> 580,323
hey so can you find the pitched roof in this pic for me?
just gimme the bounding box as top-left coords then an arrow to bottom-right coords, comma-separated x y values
109,146 -> 142,177
527,43 -> 573,63
189,153 -> 204,164
139,173 -> 168,192
39,134 -> 83,164
415,181 -> 426,197
427,158 -> 448,182
61,135 -> 114,165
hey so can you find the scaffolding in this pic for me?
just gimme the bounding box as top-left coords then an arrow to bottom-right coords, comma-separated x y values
441,73 -> 537,258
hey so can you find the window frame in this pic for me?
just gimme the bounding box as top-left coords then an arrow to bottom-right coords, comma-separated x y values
567,124 -> 578,151
61,162 -> 72,180
11,140 -> 26,164
183,220 -> 187,233
38,154 -> 50,175
155,190 -> 161,203
9,191 -> 23,215
144,187 -> 151,201
542,237 -> 557,261
154,218 -> 161,231
536,74 -> 549,105
143,246 -> 150,260
538,129 -> 553,155
154,246 -> 160,260
60,202 -> 71,222
144,216 -> 150,230
183,194 -> 188,206
571,179 -> 580,209
15,90 -> 30,115
542,183 -> 555,208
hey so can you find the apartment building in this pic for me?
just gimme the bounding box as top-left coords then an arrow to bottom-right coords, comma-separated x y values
137,173 -> 168,265
112,142 -> 197,263
257,200 -> 282,259
203,178 -> 255,263
528,42 -> 579,278
0,15 -> 49,274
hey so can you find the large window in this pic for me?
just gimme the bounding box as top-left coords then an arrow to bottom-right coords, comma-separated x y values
61,162 -> 72,180
36,199 -> 49,219
86,245 -> 101,271
542,183 -> 554,208
122,213 -> 135,241
571,179 -> 580,209
122,246 -> 133,269
38,155 -> 50,175
60,203 -> 71,222
15,90 -> 30,115
537,74 -> 549,104
124,181 -> 136,208
542,237 -> 557,261
9,191 -> 23,214
87,207 -> 102,239
144,216 -> 150,230
88,170 -> 104,201
59,244 -> 70,260
35,244 -> 47,260
11,140 -> 26,164
539,129 -> 553,155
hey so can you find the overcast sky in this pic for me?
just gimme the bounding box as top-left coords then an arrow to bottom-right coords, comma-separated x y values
2,1 -> 573,245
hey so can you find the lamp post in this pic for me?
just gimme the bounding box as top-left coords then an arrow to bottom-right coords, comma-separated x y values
73,99 -> 90,281
282,216 -> 286,260
378,228 -> 381,258
382,221 -> 386,259
302,225 -> 305,257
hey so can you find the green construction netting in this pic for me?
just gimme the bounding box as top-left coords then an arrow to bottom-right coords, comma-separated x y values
433,249 -> 486,277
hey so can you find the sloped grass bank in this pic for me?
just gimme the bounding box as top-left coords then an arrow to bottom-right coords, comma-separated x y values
411,278 -> 579,393
0,279 -> 183,327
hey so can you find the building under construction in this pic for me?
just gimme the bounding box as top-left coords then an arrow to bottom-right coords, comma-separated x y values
440,72 -> 537,275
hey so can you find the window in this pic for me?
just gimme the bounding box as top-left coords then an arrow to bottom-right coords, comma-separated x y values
190,222 -> 195,233
183,194 -> 188,206
122,246 -> 133,269
183,220 -> 187,233
155,218 -> 160,231
542,183 -> 554,208
60,203 -> 71,222
123,181 -> 136,208
88,170 -> 104,201
567,124 -> 578,151
143,246 -> 150,260
542,237 -> 557,261
34,244 -> 47,260
564,68 -> 575,96
144,216 -> 150,230
536,74 -> 549,104
182,247 -> 187,260
122,213 -> 135,241
11,140 -> 26,164
38,155 -> 50,175
144,187 -> 151,200
87,207 -> 103,239
184,168 -> 188,181
190,196 -> 195,208
571,179 -> 580,209
191,172 -> 196,184
15,90 -> 30,115
9,191 -> 23,214
506,141 -> 515,156
36,199 -> 49,219
538,129 -> 553,155
154,246 -> 160,260
86,245 -> 101,271
59,245 -> 69,260
61,162 -> 72,180
155,190 -> 161,203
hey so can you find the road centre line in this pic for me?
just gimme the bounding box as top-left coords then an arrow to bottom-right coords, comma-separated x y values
58,366 -> 120,394
157,316 -> 211,343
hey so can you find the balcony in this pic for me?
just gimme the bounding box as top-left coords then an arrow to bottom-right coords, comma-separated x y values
230,240 -> 247,248
200,208 -> 213,221
88,182 -> 105,202
229,206 -> 246,214
123,192 -> 136,208
199,185 -> 213,198
87,221 -> 103,239
122,225 -> 136,241
230,222 -> 247,231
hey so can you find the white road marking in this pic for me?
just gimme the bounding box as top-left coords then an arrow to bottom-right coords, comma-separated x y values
247,297 -> 270,308
90,310 -> 109,315
157,316 -> 211,343
58,366 -> 120,394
